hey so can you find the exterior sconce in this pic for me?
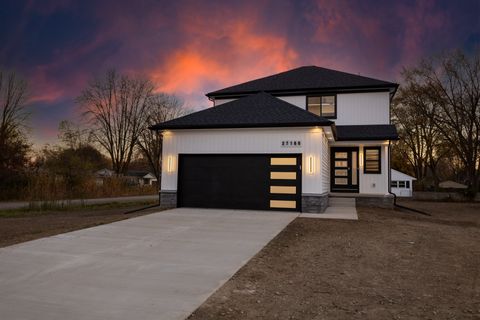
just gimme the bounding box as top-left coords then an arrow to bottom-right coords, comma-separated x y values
167,156 -> 174,173
307,156 -> 315,174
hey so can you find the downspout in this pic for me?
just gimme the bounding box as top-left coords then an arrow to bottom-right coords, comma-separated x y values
387,140 -> 397,206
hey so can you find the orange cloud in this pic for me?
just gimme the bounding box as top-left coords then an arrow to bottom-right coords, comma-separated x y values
150,17 -> 298,106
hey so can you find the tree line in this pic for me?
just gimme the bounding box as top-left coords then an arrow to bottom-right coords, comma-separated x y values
392,49 -> 479,195
0,69 -> 185,201
0,49 -> 478,200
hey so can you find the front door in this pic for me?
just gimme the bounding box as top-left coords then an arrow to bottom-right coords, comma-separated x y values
331,147 -> 359,193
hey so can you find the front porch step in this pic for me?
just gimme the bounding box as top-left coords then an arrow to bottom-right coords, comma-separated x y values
328,197 -> 356,207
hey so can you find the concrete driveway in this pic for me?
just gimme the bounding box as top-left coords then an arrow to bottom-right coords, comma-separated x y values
0,208 -> 297,320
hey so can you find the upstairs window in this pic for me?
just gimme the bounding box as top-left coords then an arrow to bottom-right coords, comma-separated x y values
307,95 -> 336,118
364,147 -> 381,174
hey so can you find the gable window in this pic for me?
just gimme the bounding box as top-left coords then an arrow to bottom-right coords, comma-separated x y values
307,95 -> 336,118
364,147 -> 381,174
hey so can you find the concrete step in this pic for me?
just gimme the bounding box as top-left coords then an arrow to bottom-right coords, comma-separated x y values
324,206 -> 357,214
328,197 -> 356,206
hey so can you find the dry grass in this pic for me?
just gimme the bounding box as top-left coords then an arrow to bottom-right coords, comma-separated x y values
23,174 -> 156,203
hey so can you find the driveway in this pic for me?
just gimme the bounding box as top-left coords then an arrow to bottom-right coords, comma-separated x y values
0,208 -> 297,320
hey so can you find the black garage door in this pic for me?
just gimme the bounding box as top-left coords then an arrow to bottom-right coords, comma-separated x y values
178,154 -> 301,211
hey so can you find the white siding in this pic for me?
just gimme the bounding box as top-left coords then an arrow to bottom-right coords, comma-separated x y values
391,169 -> 415,197
358,144 -> 389,194
277,96 -> 306,109
335,92 -> 390,125
214,98 -> 237,106
161,127 -> 327,194
321,132 -> 330,193
214,92 -> 390,126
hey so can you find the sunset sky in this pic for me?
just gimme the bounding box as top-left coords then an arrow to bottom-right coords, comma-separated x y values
1,0 -> 479,146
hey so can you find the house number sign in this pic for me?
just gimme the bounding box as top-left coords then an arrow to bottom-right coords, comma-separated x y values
281,140 -> 302,148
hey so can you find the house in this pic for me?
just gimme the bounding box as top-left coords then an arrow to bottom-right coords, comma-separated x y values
94,168 -> 115,186
125,171 -> 158,186
390,169 -> 416,197
151,66 -> 399,213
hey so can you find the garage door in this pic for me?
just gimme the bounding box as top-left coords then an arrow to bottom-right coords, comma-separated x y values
178,154 -> 301,211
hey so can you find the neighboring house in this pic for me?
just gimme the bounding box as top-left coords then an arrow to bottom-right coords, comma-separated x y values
391,169 -> 416,197
94,168 -> 115,186
151,66 -> 399,213
439,180 -> 468,189
125,171 -> 158,186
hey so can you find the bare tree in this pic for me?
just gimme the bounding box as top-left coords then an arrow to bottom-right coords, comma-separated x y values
0,70 -> 29,170
392,83 -> 447,187
137,93 -> 185,179
58,120 -> 94,149
77,70 -> 154,174
403,50 -> 480,193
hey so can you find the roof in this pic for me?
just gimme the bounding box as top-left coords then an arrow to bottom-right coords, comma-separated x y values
439,180 -> 467,189
334,124 -> 399,141
207,66 -> 398,98
391,169 -> 416,180
150,92 -> 333,130
126,171 -> 155,178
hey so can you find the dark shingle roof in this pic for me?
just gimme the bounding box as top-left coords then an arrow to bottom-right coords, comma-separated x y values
207,66 -> 398,97
150,92 -> 333,130
334,125 -> 399,141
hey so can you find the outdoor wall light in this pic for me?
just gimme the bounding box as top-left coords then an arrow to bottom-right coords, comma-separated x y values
167,156 -> 174,173
307,156 -> 315,174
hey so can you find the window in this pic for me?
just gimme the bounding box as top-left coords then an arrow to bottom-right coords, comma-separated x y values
406,181 -> 410,188
307,95 -> 336,118
364,147 -> 381,174
399,181 -> 406,188
391,181 -> 398,188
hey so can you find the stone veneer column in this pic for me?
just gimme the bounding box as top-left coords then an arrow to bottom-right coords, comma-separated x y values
159,190 -> 177,209
301,193 -> 329,213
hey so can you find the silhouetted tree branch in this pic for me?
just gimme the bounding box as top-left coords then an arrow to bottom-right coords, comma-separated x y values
77,70 -> 154,174
137,93 -> 185,179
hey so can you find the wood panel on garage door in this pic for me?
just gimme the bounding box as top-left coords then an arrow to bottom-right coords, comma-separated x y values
177,154 -> 301,211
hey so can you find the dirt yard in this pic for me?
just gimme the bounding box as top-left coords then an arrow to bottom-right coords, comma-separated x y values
0,202 -> 160,248
189,201 -> 480,320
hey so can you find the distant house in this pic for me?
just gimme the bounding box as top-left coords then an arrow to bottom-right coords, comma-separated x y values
439,180 -> 467,189
391,169 -> 416,197
94,168 -> 115,186
125,171 -> 158,186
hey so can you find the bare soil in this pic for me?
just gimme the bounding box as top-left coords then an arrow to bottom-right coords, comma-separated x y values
0,203 -> 160,248
189,201 -> 480,320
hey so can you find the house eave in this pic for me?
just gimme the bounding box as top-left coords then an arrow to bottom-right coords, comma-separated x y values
151,121 -> 333,131
206,84 -> 398,100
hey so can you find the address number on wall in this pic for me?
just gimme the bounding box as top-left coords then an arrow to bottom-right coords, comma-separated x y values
281,140 -> 302,148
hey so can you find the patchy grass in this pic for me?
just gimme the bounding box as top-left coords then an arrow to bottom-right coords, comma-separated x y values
0,200 -> 158,218
0,202 -> 162,247
189,201 -> 480,320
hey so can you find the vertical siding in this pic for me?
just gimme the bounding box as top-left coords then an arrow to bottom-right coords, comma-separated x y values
321,132 -> 330,194
358,144 -> 389,194
277,96 -> 306,109
161,127 -> 326,194
335,92 -> 390,125
214,98 -> 237,106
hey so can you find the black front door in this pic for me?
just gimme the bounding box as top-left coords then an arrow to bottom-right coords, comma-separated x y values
331,147 -> 359,193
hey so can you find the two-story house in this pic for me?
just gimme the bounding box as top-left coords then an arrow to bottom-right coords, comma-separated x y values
151,66 -> 399,213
